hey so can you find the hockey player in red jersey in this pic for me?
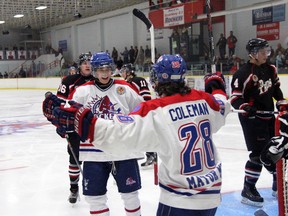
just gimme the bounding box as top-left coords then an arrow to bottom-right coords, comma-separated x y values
43,54 -> 230,216
120,63 -> 156,167
230,38 -> 286,207
56,53 -> 94,204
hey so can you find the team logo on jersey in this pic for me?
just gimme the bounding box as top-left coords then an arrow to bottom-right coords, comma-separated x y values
252,74 -> 258,82
116,86 -> 126,95
162,73 -> 169,80
126,177 -> 136,186
117,115 -> 134,123
88,95 -> 121,120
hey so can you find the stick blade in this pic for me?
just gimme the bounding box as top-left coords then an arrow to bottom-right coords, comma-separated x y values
254,209 -> 269,216
133,8 -> 152,29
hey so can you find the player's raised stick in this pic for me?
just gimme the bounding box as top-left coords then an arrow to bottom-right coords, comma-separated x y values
206,0 -> 216,73
133,8 -> 158,185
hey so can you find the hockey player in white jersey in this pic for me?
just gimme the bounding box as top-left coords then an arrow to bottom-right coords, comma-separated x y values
43,54 -> 231,216
49,52 -> 144,216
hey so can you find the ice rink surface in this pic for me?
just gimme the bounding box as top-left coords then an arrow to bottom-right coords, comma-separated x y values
0,90 -> 278,216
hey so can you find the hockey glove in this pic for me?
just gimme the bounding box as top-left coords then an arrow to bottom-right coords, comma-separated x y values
42,92 -> 65,125
260,136 -> 288,173
239,103 -> 257,117
276,99 -> 288,112
53,101 -> 97,142
204,71 -> 226,94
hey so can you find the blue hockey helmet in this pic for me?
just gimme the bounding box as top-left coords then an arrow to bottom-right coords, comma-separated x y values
90,52 -> 114,70
150,54 -> 186,85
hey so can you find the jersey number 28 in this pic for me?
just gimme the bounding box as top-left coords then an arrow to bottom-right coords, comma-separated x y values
179,120 -> 215,175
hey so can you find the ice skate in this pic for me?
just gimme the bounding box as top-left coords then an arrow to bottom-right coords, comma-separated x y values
68,188 -> 79,204
241,184 -> 264,207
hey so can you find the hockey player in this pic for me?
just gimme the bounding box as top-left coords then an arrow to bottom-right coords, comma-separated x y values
68,66 -> 77,75
120,63 -> 156,167
67,52 -> 143,216
43,54 -> 230,216
56,53 -> 94,204
230,38 -> 286,207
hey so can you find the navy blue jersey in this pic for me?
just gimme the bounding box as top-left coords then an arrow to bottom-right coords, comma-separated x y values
230,62 -> 284,115
57,73 -> 94,99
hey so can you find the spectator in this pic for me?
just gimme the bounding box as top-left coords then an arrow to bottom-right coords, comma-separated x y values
227,31 -> 238,57
128,46 -> 135,64
275,50 -> 285,68
4,71 -> 8,78
0,72 -> 3,78
19,66 -> 26,78
274,43 -> 285,60
121,47 -> 129,64
111,47 -> 118,63
216,33 -> 227,60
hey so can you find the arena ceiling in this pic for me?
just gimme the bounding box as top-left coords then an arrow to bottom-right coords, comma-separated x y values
0,0 -> 147,31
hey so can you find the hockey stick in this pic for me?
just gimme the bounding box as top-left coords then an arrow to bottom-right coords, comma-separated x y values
231,109 -> 279,115
206,0 -> 216,73
66,135 -> 83,176
44,91 -> 83,176
133,8 -> 158,185
133,8 -> 155,63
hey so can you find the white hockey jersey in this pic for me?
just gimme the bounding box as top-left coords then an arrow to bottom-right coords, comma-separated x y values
68,79 -> 144,162
90,89 -> 231,210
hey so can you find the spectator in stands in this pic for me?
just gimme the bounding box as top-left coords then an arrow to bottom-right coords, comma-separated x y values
274,43 -> 285,60
0,72 -> 3,78
111,47 -> 118,63
128,46 -> 135,64
275,50 -> 285,68
19,67 -> 26,78
8,51 -> 14,60
4,71 -> 8,78
227,31 -> 238,57
19,50 -> 26,60
120,47 -> 129,64
216,33 -> 227,60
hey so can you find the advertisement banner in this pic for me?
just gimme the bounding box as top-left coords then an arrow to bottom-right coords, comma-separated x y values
164,6 -> 184,27
252,4 -> 285,25
18,50 -> 27,60
256,22 -> 279,41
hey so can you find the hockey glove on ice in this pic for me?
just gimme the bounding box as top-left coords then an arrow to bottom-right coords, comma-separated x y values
204,71 -> 226,94
276,99 -> 288,112
239,103 -> 257,117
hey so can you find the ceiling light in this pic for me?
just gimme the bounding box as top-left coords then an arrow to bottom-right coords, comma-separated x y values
36,6 -> 47,10
0,21 -> 5,24
14,14 -> 24,18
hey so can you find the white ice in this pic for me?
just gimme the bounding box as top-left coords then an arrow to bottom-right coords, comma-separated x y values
0,90 -> 274,216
